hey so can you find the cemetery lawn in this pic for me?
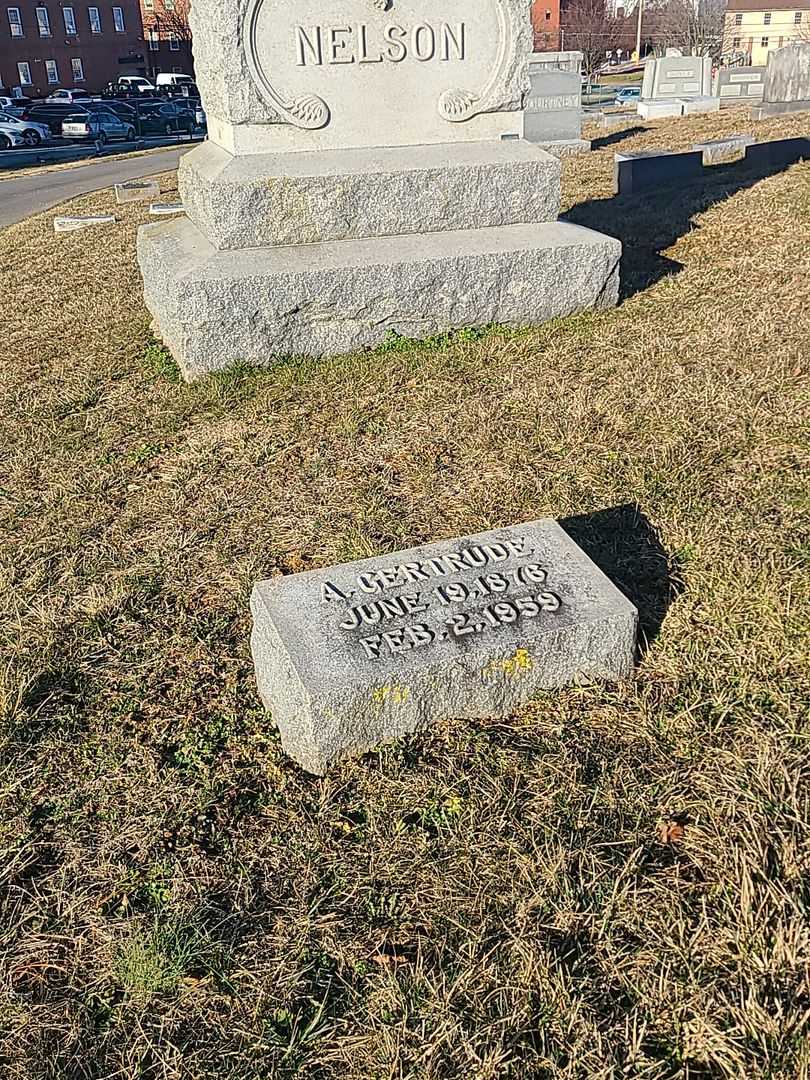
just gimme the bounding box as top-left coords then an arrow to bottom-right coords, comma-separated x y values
1,107 -> 809,1079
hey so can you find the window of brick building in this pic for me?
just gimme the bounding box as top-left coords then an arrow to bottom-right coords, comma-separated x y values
7,6 -> 23,35
149,28 -> 159,49
71,56 -> 84,81
45,58 -> 58,83
88,5 -> 101,31
169,32 -> 179,50
113,5 -> 125,30
63,5 -> 76,32
17,60 -> 32,84
35,6 -> 50,35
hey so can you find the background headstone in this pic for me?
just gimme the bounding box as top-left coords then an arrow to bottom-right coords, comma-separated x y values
638,55 -> 717,118
523,51 -> 590,156
251,519 -> 638,774
751,43 -> 810,118
614,150 -> 704,195
716,66 -> 766,107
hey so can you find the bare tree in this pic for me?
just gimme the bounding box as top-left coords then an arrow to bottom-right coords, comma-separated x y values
144,0 -> 192,45
561,0 -> 632,76
654,0 -> 727,58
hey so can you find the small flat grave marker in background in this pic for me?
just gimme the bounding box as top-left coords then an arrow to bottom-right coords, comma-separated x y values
115,179 -> 160,204
54,215 -> 116,233
149,202 -> 185,216
251,519 -> 637,774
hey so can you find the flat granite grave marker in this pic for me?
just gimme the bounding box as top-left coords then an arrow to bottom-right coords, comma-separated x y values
251,520 -> 638,774
54,215 -> 116,232
115,179 -> 160,204
138,0 -> 621,380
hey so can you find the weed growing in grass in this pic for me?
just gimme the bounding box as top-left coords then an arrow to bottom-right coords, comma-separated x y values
141,340 -> 180,383
378,324 -> 504,354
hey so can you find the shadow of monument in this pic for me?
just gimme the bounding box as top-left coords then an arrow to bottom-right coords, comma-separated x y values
589,126 -> 647,150
560,504 -> 684,654
563,157 -> 802,300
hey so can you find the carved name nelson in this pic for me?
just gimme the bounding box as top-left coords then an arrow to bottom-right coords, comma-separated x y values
295,22 -> 466,66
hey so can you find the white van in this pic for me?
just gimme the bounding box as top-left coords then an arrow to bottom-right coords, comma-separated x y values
156,73 -> 194,87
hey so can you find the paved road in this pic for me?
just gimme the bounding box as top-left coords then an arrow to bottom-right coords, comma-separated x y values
0,147 -> 189,229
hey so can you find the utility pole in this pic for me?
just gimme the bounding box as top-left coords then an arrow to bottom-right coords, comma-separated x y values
635,0 -> 644,60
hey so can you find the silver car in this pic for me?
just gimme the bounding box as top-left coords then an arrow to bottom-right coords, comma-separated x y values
0,109 -> 50,146
62,108 -> 136,144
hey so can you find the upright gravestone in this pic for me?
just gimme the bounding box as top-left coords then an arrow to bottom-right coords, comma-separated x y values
137,0 -> 621,379
523,50 -> 590,157
251,519 -> 638,773
638,55 -> 717,119
751,44 -> 810,119
715,65 -> 766,107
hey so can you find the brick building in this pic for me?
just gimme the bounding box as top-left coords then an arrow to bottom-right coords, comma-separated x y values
1,0 -> 146,96
139,0 -> 193,80
532,0 -> 563,50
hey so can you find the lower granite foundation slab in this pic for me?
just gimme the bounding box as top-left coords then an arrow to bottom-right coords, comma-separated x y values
138,216 -> 621,380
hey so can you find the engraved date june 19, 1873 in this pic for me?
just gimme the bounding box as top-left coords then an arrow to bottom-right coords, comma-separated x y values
334,559 -> 563,660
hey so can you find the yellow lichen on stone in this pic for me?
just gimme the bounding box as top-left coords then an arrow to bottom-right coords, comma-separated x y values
372,685 -> 411,706
482,649 -> 533,680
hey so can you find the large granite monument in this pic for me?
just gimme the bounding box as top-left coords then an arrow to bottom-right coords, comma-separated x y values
251,520 -> 638,773
137,0 -> 621,379
752,43 -> 810,119
638,55 -> 718,119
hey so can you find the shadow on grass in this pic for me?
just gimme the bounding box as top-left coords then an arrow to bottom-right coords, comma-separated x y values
589,125 -> 647,151
560,504 -> 684,654
564,157 -> 801,299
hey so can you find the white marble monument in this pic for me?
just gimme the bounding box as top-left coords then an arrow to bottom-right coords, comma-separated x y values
138,0 -> 621,379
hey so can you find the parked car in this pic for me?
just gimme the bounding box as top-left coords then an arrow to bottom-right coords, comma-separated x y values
0,109 -> 50,145
156,73 -> 194,89
117,76 -> 155,94
614,86 -> 642,107
86,98 -> 138,124
136,100 -> 197,136
0,123 -> 26,149
0,94 -> 29,116
19,102 -> 88,135
46,88 -> 94,104
62,108 -> 136,143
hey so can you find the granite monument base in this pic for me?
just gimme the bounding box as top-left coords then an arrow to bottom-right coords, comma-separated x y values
530,138 -> 592,158
179,140 -> 563,251
638,100 -> 683,119
680,96 -> 721,115
751,99 -> 810,119
138,216 -> 621,380
250,519 -> 638,774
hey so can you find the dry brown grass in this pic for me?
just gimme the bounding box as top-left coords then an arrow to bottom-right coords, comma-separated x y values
0,110 -> 809,1080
